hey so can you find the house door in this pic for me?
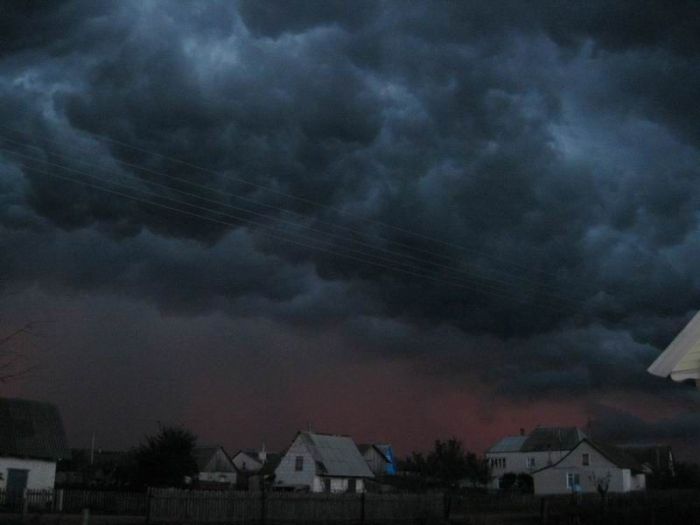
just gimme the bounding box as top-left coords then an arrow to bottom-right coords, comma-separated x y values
7,469 -> 29,510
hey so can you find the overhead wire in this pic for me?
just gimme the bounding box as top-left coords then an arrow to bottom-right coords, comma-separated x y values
0,123 -> 592,289
0,137 -> 590,300
3,153 -> 588,312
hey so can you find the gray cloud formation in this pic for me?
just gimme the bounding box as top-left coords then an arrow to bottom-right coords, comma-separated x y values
2,0 -> 700,407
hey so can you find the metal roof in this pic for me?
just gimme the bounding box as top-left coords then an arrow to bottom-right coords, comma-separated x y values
0,398 -> 69,461
301,432 -> 374,479
487,436 -> 527,453
521,427 -> 586,452
533,438 -> 645,474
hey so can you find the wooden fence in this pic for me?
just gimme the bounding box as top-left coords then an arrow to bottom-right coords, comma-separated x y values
0,489 -> 445,523
0,489 -> 147,515
147,489 -> 446,523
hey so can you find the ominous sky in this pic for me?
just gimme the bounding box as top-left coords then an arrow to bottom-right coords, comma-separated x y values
2,0 -> 700,459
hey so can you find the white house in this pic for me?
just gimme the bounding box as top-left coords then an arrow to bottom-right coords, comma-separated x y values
648,310 -> 700,387
193,446 -> 237,488
532,439 -> 646,495
273,431 -> 374,493
485,427 -> 586,488
0,398 -> 69,492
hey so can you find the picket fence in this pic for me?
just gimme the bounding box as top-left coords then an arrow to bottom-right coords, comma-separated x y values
148,489 -> 445,523
0,488 -> 445,523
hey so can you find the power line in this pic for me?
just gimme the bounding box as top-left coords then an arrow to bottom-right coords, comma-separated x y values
8,159 -> 586,312
0,140 -> 590,301
0,123 -> 590,288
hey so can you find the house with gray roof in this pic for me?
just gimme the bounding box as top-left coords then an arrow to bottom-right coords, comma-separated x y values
273,431 -> 374,493
485,427 -> 586,489
532,438 -> 646,495
0,398 -> 69,492
193,446 -> 238,488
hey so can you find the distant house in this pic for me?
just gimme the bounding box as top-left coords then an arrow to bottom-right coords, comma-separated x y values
273,431 -> 374,493
193,446 -> 237,488
0,398 -> 69,492
485,427 -> 586,489
648,311 -> 700,387
532,439 -> 646,495
232,449 -> 264,473
618,444 -> 674,478
358,443 -> 396,477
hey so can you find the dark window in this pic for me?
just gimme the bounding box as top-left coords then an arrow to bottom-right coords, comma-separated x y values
295,456 -> 304,471
582,453 -> 590,466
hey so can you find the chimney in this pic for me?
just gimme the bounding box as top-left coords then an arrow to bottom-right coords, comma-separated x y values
519,428 -> 525,436
258,442 -> 267,463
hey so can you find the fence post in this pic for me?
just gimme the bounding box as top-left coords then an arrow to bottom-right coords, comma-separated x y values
81,508 -> 90,525
21,488 -> 28,520
540,497 -> 548,525
145,487 -> 152,524
260,485 -> 266,525
443,491 -> 451,522
360,490 -> 366,524
56,489 -> 64,513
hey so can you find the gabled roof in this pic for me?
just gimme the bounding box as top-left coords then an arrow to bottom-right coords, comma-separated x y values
193,446 -> 236,473
358,443 -> 390,463
532,438 -> 645,474
487,436 -> 527,453
648,311 -> 700,384
299,432 -> 374,479
0,398 -> 69,461
521,427 -> 586,452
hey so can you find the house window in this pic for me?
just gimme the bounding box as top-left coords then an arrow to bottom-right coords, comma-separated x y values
582,453 -> 590,466
295,456 -> 304,471
527,457 -> 536,469
566,473 -> 580,490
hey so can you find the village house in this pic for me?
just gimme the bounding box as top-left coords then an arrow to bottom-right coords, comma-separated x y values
193,446 -> 238,488
532,438 -> 646,495
358,443 -> 397,477
273,431 -> 374,493
485,427 -> 586,489
0,398 -> 69,492
232,448 -> 265,473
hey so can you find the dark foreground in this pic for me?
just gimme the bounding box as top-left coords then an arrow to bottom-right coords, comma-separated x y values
1,490 -> 699,525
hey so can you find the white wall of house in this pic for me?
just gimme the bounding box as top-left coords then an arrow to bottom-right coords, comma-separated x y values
532,442 -> 645,495
487,449 -> 571,488
198,472 -> 237,484
309,476 -> 365,494
0,457 -> 57,491
274,435 -> 317,489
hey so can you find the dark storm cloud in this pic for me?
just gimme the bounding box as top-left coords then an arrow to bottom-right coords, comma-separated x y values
2,0 -> 700,402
